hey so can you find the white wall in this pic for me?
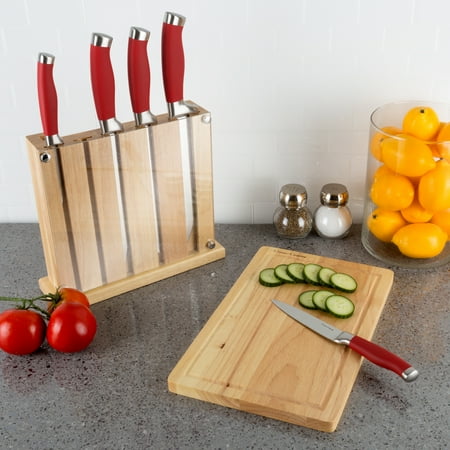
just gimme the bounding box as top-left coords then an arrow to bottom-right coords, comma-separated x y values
1,0 -> 450,223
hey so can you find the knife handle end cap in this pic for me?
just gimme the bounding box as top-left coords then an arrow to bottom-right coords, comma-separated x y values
164,11 -> 186,26
38,53 -> 55,65
402,367 -> 419,382
130,27 -> 150,41
92,33 -> 113,48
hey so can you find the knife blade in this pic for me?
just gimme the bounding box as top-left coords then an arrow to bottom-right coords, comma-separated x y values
37,53 -> 63,147
162,11 -> 198,241
90,32 -> 133,275
272,299 -> 419,382
127,26 -> 160,256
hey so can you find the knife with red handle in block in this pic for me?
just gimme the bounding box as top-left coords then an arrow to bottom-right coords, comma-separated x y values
272,299 -> 419,382
90,32 -> 132,274
162,12 -> 199,119
90,33 -> 123,134
127,25 -> 160,256
128,27 -> 157,126
37,53 -> 63,146
161,12 -> 198,241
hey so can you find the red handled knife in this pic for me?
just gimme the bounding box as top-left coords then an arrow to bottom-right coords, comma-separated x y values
37,53 -> 63,146
161,12 -> 199,119
272,299 -> 419,382
161,12 -> 199,240
128,27 -> 157,126
90,32 -> 132,274
90,33 -> 123,134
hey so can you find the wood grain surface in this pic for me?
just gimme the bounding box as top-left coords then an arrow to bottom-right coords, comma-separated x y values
168,246 -> 394,432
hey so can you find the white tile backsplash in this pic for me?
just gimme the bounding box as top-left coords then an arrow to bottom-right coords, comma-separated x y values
1,0 -> 450,224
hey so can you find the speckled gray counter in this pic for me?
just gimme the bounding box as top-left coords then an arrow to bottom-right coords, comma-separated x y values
0,223 -> 448,449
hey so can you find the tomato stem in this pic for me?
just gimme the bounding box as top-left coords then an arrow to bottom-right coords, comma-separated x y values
0,293 -> 58,320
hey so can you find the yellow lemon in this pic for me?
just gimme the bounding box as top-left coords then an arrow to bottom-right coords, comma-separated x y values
367,208 -> 407,242
418,159 -> 450,212
402,106 -> 440,141
392,223 -> 447,258
381,134 -> 436,177
370,168 -> 415,211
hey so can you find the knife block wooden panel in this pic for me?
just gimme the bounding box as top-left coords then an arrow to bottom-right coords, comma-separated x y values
26,103 -> 225,304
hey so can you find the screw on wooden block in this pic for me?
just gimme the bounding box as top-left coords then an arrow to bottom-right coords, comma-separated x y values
201,114 -> 211,124
39,152 -> 51,163
206,239 -> 216,249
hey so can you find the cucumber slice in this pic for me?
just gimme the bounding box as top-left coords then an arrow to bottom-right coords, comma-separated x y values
274,264 -> 295,283
318,267 -> 336,287
287,263 -> 306,283
298,290 -> 318,309
303,263 -> 322,285
330,272 -> 358,293
312,290 -> 334,311
326,295 -> 355,318
259,268 -> 284,287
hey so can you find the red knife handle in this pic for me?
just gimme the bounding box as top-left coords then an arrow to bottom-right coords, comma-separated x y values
128,27 -> 151,114
349,335 -> 418,382
90,33 -> 117,121
37,53 -> 60,139
162,12 -> 186,103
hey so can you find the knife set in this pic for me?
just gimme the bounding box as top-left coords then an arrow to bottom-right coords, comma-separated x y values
26,12 -> 225,303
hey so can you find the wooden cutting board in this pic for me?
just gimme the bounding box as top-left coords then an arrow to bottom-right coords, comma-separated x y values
168,246 -> 394,432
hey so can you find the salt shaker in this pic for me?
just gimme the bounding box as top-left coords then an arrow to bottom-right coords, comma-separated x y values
313,183 -> 352,239
273,184 -> 313,239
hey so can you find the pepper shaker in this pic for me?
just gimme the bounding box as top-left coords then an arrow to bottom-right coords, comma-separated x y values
273,184 -> 313,239
313,183 -> 352,239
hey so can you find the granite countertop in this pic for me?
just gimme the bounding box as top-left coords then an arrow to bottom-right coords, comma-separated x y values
0,223 -> 448,449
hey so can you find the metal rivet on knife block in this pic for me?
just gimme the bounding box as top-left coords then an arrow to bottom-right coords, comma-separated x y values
206,239 -> 216,249
39,152 -> 51,163
273,184 -> 313,239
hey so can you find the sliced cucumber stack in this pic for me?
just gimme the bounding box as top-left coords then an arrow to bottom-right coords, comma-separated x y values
258,260 -> 358,319
298,289 -> 355,318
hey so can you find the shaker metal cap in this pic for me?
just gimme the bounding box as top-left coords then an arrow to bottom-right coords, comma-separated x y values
279,184 -> 308,209
320,183 -> 349,207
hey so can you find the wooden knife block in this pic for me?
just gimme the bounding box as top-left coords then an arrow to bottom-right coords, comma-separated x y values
26,103 -> 225,303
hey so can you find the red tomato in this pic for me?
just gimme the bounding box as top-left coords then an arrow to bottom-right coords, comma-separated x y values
46,303 -> 97,353
0,309 -> 46,355
48,287 -> 90,313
